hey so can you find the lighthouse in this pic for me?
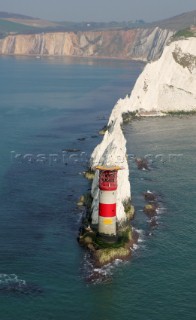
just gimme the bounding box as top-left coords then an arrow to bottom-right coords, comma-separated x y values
96,166 -> 122,240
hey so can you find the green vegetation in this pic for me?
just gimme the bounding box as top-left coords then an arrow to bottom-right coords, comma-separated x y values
144,204 -> 157,217
94,247 -> 130,265
99,124 -> 108,135
83,169 -> 95,180
166,110 -> 196,116
0,11 -> 147,36
59,20 -> 147,32
123,201 -> 135,220
94,226 -> 133,249
122,111 -> 140,123
0,12 -> 34,19
77,193 -> 93,209
172,28 -> 196,41
94,236 -> 123,249
80,225 -> 133,249
99,122 -> 113,135
0,19 -> 38,34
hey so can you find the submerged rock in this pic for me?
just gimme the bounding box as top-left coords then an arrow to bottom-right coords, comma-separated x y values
0,274 -> 43,295
77,138 -> 86,141
62,148 -> 81,152
149,217 -> 158,227
144,190 -> 156,201
136,158 -> 149,170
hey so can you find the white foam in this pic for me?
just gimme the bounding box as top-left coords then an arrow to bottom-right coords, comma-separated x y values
133,243 -> 139,250
138,238 -> 145,243
0,273 -> 26,288
134,228 -> 144,236
156,207 -> 167,214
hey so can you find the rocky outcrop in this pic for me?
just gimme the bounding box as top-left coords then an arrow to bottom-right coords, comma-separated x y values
0,27 -> 173,61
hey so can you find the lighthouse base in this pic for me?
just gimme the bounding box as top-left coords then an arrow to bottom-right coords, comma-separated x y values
98,216 -> 116,236
97,232 -> 118,244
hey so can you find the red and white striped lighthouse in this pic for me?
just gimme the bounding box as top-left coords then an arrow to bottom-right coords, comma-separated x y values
96,166 -> 121,238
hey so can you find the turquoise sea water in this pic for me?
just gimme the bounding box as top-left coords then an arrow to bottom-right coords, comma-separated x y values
124,118 -> 196,320
0,56 -> 195,320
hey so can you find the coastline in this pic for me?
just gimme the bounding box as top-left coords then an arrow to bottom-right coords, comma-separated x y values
0,52 -> 148,63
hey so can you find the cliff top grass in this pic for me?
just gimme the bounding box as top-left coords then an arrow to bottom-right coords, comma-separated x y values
166,110 -> 196,116
0,19 -> 39,35
171,27 -> 196,41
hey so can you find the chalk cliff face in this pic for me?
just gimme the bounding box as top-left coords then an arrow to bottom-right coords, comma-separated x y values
90,38 -> 196,223
119,38 -> 196,114
0,27 -> 173,61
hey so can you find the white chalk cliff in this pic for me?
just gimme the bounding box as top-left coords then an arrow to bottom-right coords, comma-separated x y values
90,38 -> 196,224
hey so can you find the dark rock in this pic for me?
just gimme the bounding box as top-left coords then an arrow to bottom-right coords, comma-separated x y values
62,149 -> 80,152
0,276 -> 43,295
144,191 -> 156,201
136,158 -> 149,170
149,218 -> 158,227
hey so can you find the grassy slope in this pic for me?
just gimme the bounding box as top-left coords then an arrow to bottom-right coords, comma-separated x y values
172,27 -> 196,40
148,10 -> 196,31
0,19 -> 39,33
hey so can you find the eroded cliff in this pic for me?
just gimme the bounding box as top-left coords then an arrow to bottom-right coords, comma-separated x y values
0,27 -> 173,61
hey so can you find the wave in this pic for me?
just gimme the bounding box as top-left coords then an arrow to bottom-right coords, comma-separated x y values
156,207 -> 167,215
0,273 -> 42,295
0,273 -> 26,288
83,252 -> 125,285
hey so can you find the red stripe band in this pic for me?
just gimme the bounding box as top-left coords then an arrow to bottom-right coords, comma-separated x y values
99,203 -> 116,217
100,186 -> 117,191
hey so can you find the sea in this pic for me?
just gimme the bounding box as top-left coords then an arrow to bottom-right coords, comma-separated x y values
0,56 -> 195,320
